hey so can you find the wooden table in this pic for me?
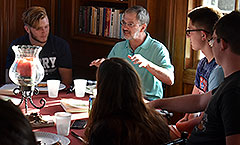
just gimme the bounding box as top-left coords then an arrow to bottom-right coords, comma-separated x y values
18,90 -> 89,145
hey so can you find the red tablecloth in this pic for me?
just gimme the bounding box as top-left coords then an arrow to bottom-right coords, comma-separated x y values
18,90 -> 89,145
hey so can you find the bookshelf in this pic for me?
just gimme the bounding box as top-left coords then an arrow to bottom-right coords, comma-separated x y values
71,0 -> 132,46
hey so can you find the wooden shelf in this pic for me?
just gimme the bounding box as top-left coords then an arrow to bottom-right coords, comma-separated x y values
71,0 -> 130,46
72,33 -> 123,46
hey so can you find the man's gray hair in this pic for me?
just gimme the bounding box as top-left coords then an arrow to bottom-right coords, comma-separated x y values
124,5 -> 150,26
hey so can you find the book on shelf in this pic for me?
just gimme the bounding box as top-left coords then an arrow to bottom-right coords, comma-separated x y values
78,6 -> 125,39
90,6 -> 97,35
98,7 -> 104,36
119,13 -> 124,39
109,10 -> 114,38
104,7 -> 112,37
102,7 -> 107,36
96,7 -> 100,35
79,6 -> 84,33
113,9 -> 120,38
87,6 -> 92,34
82,6 -> 88,33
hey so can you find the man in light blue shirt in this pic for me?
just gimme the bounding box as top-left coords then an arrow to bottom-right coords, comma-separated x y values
90,6 -> 174,100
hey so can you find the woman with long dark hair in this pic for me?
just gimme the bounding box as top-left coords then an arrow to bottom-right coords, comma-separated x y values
85,57 -> 170,145
0,99 -> 36,145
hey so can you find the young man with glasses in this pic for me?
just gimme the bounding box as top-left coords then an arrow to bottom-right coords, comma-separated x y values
187,6 -> 224,94
5,6 -> 72,86
169,6 -> 224,139
149,11 -> 240,145
90,5 -> 174,100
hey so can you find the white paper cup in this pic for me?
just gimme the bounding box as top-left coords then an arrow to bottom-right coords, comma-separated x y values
47,80 -> 60,98
93,88 -> 97,97
74,79 -> 87,97
55,112 -> 72,136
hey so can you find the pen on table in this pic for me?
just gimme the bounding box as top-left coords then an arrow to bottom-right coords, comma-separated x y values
71,131 -> 89,144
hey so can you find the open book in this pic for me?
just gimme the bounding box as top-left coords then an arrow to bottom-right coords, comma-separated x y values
60,99 -> 89,113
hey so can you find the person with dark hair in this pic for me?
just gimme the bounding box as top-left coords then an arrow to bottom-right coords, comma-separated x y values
85,57 -> 170,145
90,5 -> 174,100
0,99 -> 36,145
170,6 -> 224,139
5,6 -> 72,86
149,11 -> 240,145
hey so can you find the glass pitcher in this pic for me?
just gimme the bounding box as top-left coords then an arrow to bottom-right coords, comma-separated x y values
9,45 -> 44,87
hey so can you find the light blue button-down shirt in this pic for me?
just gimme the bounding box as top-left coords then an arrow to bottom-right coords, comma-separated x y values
108,32 -> 174,100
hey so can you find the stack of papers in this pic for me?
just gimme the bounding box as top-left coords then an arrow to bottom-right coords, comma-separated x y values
60,99 -> 89,113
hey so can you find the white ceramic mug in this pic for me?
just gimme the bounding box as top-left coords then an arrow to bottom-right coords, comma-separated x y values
74,79 -> 87,97
54,112 -> 72,136
47,80 -> 60,98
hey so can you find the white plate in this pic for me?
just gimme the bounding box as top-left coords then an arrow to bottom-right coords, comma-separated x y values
34,131 -> 59,145
85,85 -> 96,94
0,95 -> 21,105
58,135 -> 70,145
0,84 -> 17,95
34,132 -> 70,145
0,83 -> 66,95
36,82 -> 66,92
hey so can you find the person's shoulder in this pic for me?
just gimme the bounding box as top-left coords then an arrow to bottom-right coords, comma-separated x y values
226,70 -> 240,84
212,65 -> 223,73
208,65 -> 224,90
11,34 -> 29,45
195,57 -> 207,71
50,34 -> 66,41
209,65 -> 224,78
115,40 -> 127,46
48,34 -> 69,46
146,34 -> 167,49
113,40 -> 128,49
146,33 -> 161,43
198,57 -> 208,65
216,70 -> 240,94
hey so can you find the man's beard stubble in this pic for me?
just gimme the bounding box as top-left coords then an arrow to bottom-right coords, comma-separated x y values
30,30 -> 48,44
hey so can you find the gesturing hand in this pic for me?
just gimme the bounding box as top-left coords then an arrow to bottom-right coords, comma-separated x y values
128,54 -> 149,68
89,58 -> 105,67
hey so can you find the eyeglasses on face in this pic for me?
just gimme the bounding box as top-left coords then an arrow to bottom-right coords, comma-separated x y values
120,20 -> 139,28
186,29 -> 210,36
208,37 -> 221,47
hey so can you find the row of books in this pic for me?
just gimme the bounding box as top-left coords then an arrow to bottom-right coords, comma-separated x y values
79,6 -> 125,39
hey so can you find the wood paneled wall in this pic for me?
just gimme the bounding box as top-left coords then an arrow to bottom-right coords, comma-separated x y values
147,0 -> 189,97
